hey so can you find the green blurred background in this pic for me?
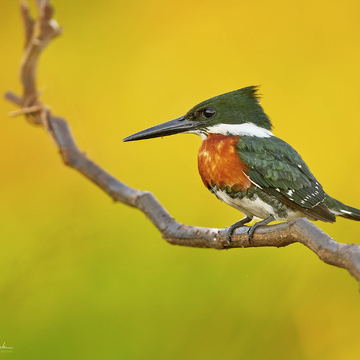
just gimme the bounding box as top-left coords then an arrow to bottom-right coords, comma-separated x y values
1,0 -> 360,359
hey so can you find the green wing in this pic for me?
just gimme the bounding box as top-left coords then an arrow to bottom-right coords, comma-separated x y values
237,136 -> 335,222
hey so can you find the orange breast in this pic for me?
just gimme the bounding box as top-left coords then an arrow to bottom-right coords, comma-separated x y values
198,134 -> 251,192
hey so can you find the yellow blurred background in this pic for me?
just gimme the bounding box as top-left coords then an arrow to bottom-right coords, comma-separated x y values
1,0 -> 360,359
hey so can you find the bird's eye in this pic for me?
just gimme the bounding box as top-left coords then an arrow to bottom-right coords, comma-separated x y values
202,108 -> 216,119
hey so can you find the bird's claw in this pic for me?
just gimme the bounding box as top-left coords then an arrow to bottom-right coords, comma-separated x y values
227,226 -> 256,247
226,229 -> 233,247
226,215 -> 275,247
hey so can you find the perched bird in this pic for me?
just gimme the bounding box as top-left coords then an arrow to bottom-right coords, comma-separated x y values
123,86 -> 360,245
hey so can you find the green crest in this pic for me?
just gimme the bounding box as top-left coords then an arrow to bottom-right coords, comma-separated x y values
185,86 -> 272,131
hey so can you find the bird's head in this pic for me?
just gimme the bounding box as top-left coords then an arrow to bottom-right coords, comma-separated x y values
123,86 -> 273,142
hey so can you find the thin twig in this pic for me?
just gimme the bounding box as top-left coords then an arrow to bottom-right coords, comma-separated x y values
8,104 -> 43,117
3,0 -> 360,284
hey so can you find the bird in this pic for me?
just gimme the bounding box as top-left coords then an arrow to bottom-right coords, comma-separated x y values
123,86 -> 360,245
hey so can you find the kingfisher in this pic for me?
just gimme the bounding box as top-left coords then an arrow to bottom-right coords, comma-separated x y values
123,86 -> 360,245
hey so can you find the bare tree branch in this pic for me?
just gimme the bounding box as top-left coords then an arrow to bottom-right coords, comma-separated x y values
4,1 -> 360,284
19,0 -> 61,115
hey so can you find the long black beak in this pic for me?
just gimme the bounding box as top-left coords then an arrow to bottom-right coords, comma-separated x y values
123,116 -> 205,142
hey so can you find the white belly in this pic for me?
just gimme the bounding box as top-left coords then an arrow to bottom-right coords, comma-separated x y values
215,189 -> 304,221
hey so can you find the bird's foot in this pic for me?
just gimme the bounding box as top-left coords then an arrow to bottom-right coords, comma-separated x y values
227,215 -> 276,247
226,216 -> 252,247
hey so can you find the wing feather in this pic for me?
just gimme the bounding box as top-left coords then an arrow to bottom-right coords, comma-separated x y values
237,136 -> 335,222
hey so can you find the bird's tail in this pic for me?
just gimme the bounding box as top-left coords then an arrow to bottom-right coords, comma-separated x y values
325,195 -> 360,221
